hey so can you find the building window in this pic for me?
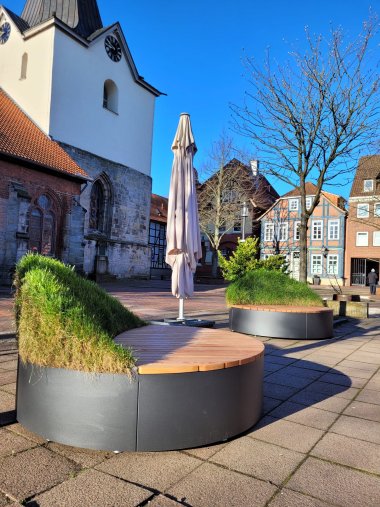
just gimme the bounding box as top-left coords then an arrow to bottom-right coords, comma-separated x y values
20,53 -> 28,80
357,203 -> 369,218
264,223 -> 274,241
294,221 -> 301,240
328,220 -> 340,240
149,222 -> 169,269
29,194 -> 55,255
374,203 -> 380,217
278,223 -> 288,241
373,231 -> 380,247
356,232 -> 368,246
89,181 -> 106,231
312,220 -> 323,240
233,223 -> 242,233
311,254 -> 323,274
327,254 -> 339,275
103,79 -> 118,113
306,197 -> 312,209
364,179 -> 374,192
289,199 -> 299,211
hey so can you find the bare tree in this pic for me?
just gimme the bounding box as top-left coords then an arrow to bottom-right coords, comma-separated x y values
232,16 -> 380,282
198,135 -> 277,277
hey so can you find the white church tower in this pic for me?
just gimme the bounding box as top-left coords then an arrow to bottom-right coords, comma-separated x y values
0,0 -> 162,278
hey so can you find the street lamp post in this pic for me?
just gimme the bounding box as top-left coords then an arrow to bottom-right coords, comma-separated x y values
241,201 -> 249,241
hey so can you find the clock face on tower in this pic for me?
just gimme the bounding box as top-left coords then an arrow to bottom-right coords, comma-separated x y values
105,35 -> 122,62
0,22 -> 11,45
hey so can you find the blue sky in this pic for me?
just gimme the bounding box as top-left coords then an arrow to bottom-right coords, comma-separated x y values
9,0 -> 379,198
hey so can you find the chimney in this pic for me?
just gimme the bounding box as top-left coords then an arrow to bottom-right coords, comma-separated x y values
250,160 -> 259,176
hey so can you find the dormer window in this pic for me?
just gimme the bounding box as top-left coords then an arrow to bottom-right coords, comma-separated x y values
289,199 -> 299,211
103,80 -> 118,114
364,179 -> 373,192
306,197 -> 312,209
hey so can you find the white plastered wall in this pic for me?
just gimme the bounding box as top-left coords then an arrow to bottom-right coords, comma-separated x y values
0,8 -> 54,133
49,29 -> 156,176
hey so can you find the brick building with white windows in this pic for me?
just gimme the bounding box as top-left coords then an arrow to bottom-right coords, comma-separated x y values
0,0 -> 162,281
259,183 -> 347,284
344,156 -> 380,286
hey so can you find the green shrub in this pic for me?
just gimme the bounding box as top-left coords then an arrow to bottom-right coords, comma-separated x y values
218,237 -> 288,281
226,269 -> 324,307
15,254 -> 145,373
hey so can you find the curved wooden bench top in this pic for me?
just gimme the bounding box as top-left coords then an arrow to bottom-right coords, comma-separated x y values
115,324 -> 264,375
231,304 -> 331,314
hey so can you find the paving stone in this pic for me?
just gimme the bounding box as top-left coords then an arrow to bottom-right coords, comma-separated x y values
182,442 -> 228,460
268,401 -> 338,430
0,493 -> 9,507
366,377 -> 380,391
0,371 -> 16,387
304,381 -> 359,399
0,429 -> 37,457
278,366 -> 324,380
265,373 -> 313,389
28,469 -> 151,507
96,451 -> 200,491
210,436 -> 304,485
264,362 -> 285,374
0,390 -> 15,412
343,400 -> 380,423
248,416 -> 324,453
264,383 -> 299,401
330,415 -> 380,444
268,488 -> 332,507
0,447 -> 80,501
333,366 -> 377,379
287,457 -> 380,507
167,462 -> 276,507
146,495 -> 182,506
6,424 -> 46,444
263,397 -> 282,414
311,432 -> 380,475
0,355 -> 17,365
346,351 -> 380,365
288,390 -> 351,413
46,442 -> 113,468
289,360 -> 330,373
264,356 -> 297,366
356,388 -> 380,406
318,372 -> 367,389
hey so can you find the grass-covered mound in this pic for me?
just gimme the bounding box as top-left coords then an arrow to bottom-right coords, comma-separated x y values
14,254 -> 145,374
226,269 -> 324,307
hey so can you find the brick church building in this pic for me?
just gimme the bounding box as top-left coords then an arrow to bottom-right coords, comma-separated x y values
0,0 -> 161,283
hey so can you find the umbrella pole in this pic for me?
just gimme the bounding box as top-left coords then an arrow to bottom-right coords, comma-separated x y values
178,297 -> 185,321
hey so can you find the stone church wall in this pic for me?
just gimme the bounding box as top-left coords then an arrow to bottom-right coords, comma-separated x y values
60,143 -> 152,279
0,159 -> 85,284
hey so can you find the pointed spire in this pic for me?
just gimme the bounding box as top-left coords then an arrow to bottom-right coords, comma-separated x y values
21,0 -> 103,38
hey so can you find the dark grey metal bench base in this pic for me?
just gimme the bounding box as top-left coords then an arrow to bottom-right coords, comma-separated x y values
16,359 -> 263,452
230,307 -> 333,340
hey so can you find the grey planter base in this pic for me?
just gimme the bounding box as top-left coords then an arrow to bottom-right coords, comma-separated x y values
230,306 -> 333,340
17,358 -> 263,452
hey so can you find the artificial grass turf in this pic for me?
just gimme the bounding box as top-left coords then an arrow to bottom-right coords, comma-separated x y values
226,268 -> 324,307
15,254 -> 145,373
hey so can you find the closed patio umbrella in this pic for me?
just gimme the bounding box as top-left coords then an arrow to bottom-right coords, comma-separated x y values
166,113 -> 202,320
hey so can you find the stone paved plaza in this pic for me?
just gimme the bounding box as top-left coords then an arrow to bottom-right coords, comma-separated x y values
1,281 -> 380,506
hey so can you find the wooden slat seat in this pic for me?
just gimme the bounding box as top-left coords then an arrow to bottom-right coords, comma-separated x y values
115,324 -> 264,374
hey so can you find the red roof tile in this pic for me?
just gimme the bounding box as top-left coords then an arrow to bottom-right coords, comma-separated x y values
151,193 -> 168,223
0,88 -> 89,180
350,155 -> 380,198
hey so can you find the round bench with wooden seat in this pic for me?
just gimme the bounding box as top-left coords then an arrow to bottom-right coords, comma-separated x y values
17,325 -> 264,452
230,305 -> 333,340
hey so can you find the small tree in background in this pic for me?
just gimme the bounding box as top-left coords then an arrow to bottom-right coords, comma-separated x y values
218,237 -> 288,281
232,15 -> 380,282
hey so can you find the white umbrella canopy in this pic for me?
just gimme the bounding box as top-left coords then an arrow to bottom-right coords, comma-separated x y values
166,113 -> 202,310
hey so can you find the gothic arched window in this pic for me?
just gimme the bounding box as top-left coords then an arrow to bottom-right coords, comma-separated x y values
89,181 -> 105,231
29,194 -> 56,255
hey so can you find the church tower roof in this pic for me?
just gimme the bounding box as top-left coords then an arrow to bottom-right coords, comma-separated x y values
21,0 -> 103,38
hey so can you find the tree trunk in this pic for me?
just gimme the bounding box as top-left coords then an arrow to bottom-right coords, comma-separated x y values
299,215 -> 308,283
211,249 -> 219,278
